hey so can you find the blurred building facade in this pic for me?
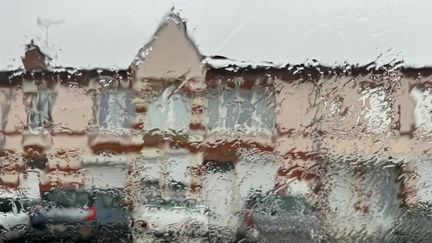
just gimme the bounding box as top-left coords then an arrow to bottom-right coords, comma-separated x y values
0,12 -> 431,237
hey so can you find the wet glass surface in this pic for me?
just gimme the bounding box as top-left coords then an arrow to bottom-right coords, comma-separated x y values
1,3 -> 432,243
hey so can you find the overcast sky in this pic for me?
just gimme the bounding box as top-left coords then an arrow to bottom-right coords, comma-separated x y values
1,0 -> 431,70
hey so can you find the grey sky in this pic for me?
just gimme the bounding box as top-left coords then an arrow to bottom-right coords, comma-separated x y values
1,0 -> 431,70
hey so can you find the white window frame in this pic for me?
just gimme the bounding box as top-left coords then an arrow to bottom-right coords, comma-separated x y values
206,86 -> 276,136
145,84 -> 191,132
96,89 -> 135,132
27,90 -> 55,133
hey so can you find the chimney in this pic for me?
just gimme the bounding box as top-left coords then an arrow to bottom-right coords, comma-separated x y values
21,40 -> 48,71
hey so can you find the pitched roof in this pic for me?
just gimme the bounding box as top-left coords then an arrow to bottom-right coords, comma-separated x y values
132,12 -> 205,81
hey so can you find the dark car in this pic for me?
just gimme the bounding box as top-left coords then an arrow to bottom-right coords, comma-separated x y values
29,189 -> 96,241
29,188 -> 131,242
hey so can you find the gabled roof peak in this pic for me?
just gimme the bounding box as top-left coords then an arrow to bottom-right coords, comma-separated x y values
131,10 -> 204,81
166,7 -> 184,25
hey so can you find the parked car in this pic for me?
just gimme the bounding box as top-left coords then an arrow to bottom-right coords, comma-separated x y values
28,189 -> 95,241
29,188 -> 131,242
237,190 -> 323,242
30,189 -> 94,224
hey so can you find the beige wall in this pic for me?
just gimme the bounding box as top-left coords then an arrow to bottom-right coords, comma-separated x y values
51,85 -> 93,134
133,14 -> 205,85
2,87 -> 26,135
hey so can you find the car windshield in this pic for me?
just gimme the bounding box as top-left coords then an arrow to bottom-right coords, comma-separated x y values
95,190 -> 123,208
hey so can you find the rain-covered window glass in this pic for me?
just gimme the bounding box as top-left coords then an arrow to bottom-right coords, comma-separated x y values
161,150 -> 189,201
324,156 -> 402,238
207,86 -> 275,135
84,164 -> 127,189
97,90 -> 134,130
95,190 -> 122,208
359,86 -> 391,134
165,180 -> 187,201
139,179 -> 163,204
363,161 -> 401,229
28,90 -> 55,132
136,157 -> 163,205
0,198 -> 29,233
3,2 -> 432,242
44,189 -> 89,207
93,189 -> 130,229
201,161 -> 238,229
0,199 -> 23,213
235,149 -> 279,200
0,199 -> 13,213
145,85 -> 191,131
411,86 -> 432,136
241,190 -> 318,240
414,159 -> 432,202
